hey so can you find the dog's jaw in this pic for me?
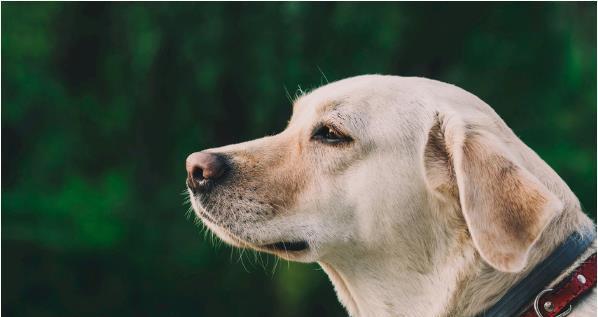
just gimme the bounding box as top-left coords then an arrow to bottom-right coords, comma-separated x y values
189,186 -> 324,262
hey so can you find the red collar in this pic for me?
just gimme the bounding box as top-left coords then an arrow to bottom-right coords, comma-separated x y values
520,253 -> 596,317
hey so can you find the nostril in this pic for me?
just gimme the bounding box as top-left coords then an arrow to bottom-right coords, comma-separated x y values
186,152 -> 229,192
192,166 -> 204,181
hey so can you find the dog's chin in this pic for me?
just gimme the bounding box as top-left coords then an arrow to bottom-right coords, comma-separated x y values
192,206 -> 313,261
196,211 -> 251,248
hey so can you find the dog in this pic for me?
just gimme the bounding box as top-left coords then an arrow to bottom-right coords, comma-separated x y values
185,75 -> 596,317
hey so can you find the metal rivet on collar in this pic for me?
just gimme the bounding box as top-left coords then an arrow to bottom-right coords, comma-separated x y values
544,301 -> 555,312
577,274 -> 586,284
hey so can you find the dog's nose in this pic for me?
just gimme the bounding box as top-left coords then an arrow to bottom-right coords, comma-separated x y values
186,152 -> 228,190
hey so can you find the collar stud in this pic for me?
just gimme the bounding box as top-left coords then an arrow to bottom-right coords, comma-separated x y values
543,301 -> 554,312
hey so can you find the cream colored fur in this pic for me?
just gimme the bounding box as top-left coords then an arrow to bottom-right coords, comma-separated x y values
187,75 -> 596,317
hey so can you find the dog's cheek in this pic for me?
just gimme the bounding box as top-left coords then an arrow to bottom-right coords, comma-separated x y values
265,157 -> 312,214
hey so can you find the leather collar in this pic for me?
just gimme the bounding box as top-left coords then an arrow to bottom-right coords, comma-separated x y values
520,253 -> 596,317
478,228 -> 596,317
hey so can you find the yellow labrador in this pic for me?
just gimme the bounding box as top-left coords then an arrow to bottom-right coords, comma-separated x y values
185,75 -> 596,317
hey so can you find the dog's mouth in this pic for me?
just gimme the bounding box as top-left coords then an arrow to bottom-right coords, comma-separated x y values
189,190 -> 311,255
262,241 -> 309,252
193,205 -> 310,254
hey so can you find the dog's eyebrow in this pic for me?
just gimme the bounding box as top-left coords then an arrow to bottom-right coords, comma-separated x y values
316,100 -> 341,114
304,99 -> 366,132
320,102 -> 366,133
330,110 -> 365,132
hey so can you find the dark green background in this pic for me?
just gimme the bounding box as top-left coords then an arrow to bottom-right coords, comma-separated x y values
2,3 -> 596,316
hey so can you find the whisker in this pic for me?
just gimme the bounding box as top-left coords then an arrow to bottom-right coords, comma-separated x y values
317,66 -> 329,84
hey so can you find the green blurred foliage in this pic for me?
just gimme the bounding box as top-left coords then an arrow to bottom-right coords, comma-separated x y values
2,3 -> 595,316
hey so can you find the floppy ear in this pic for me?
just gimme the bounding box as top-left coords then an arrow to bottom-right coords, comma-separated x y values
424,114 -> 563,272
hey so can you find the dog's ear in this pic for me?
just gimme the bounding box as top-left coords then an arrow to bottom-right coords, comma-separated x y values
424,114 -> 563,272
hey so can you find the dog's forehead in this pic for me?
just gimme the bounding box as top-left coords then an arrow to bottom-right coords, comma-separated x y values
289,75 -> 398,124
289,75 -> 499,127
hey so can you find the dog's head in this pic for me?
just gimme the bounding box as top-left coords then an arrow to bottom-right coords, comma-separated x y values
186,75 -> 564,272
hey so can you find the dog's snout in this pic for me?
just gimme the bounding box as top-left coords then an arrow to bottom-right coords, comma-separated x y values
186,152 -> 228,191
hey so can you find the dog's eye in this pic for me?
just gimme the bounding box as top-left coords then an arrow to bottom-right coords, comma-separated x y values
311,125 -> 351,144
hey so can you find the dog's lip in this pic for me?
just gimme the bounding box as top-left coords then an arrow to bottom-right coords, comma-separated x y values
191,201 -> 310,253
261,241 -> 309,252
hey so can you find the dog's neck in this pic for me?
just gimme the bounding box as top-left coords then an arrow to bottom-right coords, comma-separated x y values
318,205 -> 594,317
319,246 -> 474,317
